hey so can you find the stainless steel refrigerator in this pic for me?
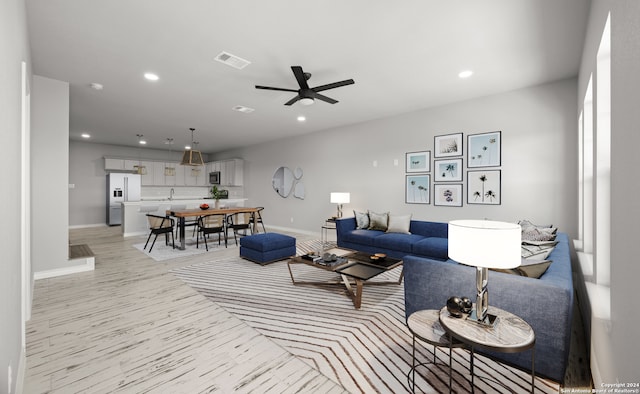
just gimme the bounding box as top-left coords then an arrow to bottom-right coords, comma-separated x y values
106,173 -> 141,225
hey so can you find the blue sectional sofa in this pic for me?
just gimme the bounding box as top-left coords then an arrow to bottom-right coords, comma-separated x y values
335,217 -> 449,260
336,216 -> 574,383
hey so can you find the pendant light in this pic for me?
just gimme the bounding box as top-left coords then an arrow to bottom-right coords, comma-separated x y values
164,138 -> 176,176
180,128 -> 204,166
134,134 -> 147,175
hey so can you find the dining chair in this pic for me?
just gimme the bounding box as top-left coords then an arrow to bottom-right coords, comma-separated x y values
226,211 -> 253,245
144,214 -> 175,252
196,214 -> 226,251
249,207 -> 266,233
170,204 -> 198,238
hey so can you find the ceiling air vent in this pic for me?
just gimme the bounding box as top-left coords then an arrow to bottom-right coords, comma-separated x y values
215,51 -> 251,70
232,105 -> 255,114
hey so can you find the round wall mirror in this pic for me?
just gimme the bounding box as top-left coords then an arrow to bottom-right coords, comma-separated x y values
272,166 -> 295,198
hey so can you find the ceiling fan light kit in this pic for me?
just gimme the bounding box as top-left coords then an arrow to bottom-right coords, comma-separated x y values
256,66 -> 354,106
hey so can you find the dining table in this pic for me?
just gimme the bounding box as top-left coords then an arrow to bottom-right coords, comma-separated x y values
166,206 -> 261,250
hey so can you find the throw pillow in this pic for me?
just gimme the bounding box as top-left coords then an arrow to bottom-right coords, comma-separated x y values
521,227 -> 557,242
368,210 -> 389,231
354,210 -> 370,229
492,259 -> 552,279
521,244 -> 556,261
386,214 -> 412,234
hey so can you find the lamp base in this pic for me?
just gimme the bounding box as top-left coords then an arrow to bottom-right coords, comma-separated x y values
466,310 -> 499,327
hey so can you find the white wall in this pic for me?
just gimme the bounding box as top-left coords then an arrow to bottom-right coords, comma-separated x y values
578,0 -> 640,383
217,79 -> 578,238
31,76 -> 70,272
0,0 -> 31,392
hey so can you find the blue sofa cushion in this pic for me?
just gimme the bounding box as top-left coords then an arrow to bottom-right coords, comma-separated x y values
341,229 -> 384,246
412,237 -> 449,260
374,233 -> 425,254
409,220 -> 448,238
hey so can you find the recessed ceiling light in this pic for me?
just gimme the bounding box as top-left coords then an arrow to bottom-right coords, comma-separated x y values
139,140 -> 147,145
232,105 -> 255,113
458,70 -> 474,79
184,145 -> 191,150
144,73 -> 159,81
81,133 -> 91,138
89,83 -> 103,90
297,116 -> 306,122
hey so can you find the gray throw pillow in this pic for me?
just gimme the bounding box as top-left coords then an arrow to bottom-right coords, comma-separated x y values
368,210 -> 389,231
492,259 -> 552,279
386,214 -> 411,234
354,210 -> 370,229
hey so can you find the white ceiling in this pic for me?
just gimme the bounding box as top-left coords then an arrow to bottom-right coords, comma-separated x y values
26,0 -> 589,153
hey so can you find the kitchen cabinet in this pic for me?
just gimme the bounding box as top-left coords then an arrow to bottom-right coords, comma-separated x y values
152,162 -> 167,186
124,160 -> 140,171
163,162 -> 179,186
219,159 -> 243,186
139,161 -> 155,185
104,158 -> 125,170
184,165 -> 206,186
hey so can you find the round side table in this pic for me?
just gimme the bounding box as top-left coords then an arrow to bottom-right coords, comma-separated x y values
406,309 -> 464,393
439,306 -> 536,393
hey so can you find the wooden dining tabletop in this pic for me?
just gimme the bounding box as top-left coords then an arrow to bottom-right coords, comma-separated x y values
167,206 -> 259,217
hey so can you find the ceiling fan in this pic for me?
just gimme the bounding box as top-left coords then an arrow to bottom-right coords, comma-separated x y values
255,66 -> 354,106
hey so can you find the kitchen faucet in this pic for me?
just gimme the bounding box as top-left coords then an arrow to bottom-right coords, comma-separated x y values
169,188 -> 175,201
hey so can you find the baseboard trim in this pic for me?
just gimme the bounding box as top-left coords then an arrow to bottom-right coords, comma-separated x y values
34,257 -> 95,280
69,223 -> 108,229
15,347 -> 26,394
264,224 -> 319,237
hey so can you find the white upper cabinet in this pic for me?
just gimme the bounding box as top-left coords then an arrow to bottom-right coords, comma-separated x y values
219,159 -> 243,186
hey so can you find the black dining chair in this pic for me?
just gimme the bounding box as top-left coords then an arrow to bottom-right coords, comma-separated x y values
226,211 -> 252,245
196,214 -> 226,251
249,207 -> 266,233
144,214 -> 175,252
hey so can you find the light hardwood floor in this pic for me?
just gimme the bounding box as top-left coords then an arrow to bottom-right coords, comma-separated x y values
24,226 -> 344,393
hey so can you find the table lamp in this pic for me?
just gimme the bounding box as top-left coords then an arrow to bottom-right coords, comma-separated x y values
448,220 -> 521,326
330,192 -> 350,218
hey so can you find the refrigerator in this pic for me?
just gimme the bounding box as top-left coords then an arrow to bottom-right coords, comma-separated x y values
106,173 -> 141,225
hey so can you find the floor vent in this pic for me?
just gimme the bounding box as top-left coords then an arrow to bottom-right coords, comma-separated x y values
215,51 -> 251,70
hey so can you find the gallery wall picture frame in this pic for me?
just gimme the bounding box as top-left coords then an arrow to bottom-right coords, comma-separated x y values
467,170 -> 501,205
406,174 -> 430,204
434,158 -> 463,182
468,131 -> 501,168
405,150 -> 431,173
434,184 -> 463,207
434,133 -> 463,158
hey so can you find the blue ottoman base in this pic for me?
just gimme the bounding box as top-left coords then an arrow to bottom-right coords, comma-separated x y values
239,233 -> 296,265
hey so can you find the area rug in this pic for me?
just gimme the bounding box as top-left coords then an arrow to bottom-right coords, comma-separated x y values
170,241 -> 560,394
133,235 -> 224,261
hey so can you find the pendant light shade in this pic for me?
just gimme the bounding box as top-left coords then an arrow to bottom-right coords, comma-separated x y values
180,128 -> 204,166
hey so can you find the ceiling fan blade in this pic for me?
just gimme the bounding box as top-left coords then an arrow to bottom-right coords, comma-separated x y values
312,79 -> 355,93
291,66 -> 310,90
255,85 -> 299,92
311,92 -> 338,104
284,95 -> 301,106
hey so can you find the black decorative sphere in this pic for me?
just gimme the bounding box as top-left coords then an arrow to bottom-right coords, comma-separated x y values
460,297 -> 473,314
446,296 -> 463,317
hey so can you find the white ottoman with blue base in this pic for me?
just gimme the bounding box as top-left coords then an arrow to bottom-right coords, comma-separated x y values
240,233 -> 296,265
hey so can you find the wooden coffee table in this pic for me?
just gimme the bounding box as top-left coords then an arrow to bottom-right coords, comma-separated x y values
287,248 -> 404,309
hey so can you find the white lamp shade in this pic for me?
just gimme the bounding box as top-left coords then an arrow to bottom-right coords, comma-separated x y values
448,220 -> 521,269
330,192 -> 350,204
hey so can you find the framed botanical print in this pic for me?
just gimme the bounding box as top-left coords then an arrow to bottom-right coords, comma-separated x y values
434,158 -> 463,182
467,170 -> 501,205
434,184 -> 463,207
406,174 -> 430,204
467,131 -> 501,167
405,150 -> 431,173
434,133 -> 463,157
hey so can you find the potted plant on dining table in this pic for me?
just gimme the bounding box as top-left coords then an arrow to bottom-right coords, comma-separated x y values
211,185 -> 222,209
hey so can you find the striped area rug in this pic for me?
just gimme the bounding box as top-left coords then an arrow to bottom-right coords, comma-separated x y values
171,241 -> 560,393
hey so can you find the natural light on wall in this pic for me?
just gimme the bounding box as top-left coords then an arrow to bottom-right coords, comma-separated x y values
596,13 -> 611,287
